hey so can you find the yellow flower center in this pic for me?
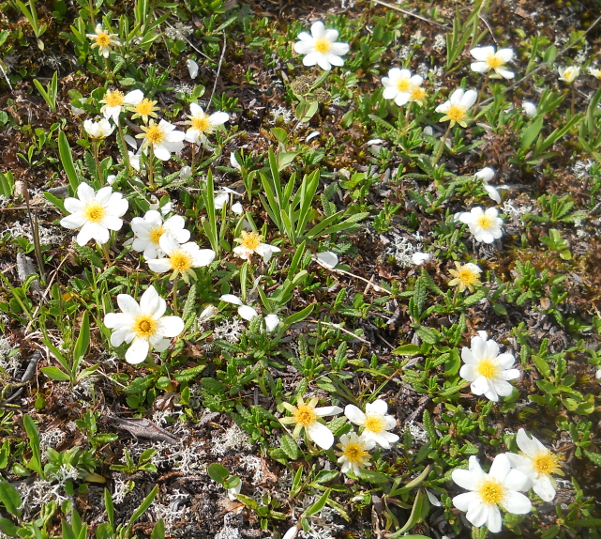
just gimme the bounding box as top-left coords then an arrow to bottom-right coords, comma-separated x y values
104,89 -> 124,108
293,404 -> 316,427
396,78 -> 411,92
478,479 -> 506,505
447,104 -> 467,123
486,54 -> 503,69
239,231 -> 261,251
564,69 -> 573,80
314,37 -> 331,54
191,115 -> 210,133
132,314 -> 157,339
96,33 -> 111,47
532,452 -> 560,476
410,87 -> 426,102
83,201 -> 105,223
145,125 -> 165,145
364,414 -> 385,434
458,268 -> 479,285
135,99 -> 156,116
343,441 -> 368,463
149,225 -> 164,244
170,250 -> 192,272
477,358 -> 498,379
476,214 -> 494,230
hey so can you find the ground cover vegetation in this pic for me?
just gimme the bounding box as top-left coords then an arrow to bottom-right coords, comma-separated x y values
0,0 -> 600,537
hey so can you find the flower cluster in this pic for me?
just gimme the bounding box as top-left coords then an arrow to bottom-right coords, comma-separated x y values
453,429 -> 561,533
280,397 -> 398,476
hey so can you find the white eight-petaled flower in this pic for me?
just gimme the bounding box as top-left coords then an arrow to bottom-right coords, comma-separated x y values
470,46 -> 515,79
452,454 -> 532,533
435,88 -> 478,128
60,183 -> 128,246
137,119 -> 185,161
460,331 -> 520,402
233,231 -> 281,263
505,429 -> 561,502
185,103 -> 229,147
293,21 -> 349,71
344,399 -> 399,449
457,206 -> 503,244
130,210 -> 191,260
104,285 -> 184,364
381,68 -> 423,107
337,432 -> 375,476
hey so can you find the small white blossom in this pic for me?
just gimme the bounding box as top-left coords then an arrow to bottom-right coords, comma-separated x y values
233,230 -> 280,262
460,331 -> 520,402
60,183 -> 128,246
147,235 -> 215,281
87,24 -> 120,58
381,68 -> 423,106
457,206 -> 503,243
337,432 -> 375,476
435,88 -> 478,128
452,454 -> 531,533
83,118 -> 114,139
185,103 -> 229,147
130,210 -> 190,260
293,21 -> 349,71
344,400 -> 399,449
589,66 -> 601,79
137,119 -> 185,161
558,65 -> 580,84
101,89 -> 144,123
470,46 -> 515,79
104,285 -> 184,364
522,101 -> 537,117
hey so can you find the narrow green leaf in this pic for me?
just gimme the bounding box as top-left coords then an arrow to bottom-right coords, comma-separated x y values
129,485 -> 158,525
58,131 -> 79,193
0,482 -> 22,515
40,366 -> 71,381
304,488 -> 331,517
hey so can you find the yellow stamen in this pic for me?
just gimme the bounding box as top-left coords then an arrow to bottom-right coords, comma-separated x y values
83,201 -> 105,223
149,225 -> 164,244
477,358 -> 498,379
486,55 -> 503,69
144,124 -> 165,145
364,414 -> 385,434
132,315 -> 157,339
104,90 -> 124,108
293,404 -> 317,427
343,442 -> 368,463
447,105 -> 467,123
410,87 -> 426,102
314,37 -> 331,54
458,268 -> 479,286
396,78 -> 411,92
478,479 -> 505,505
191,115 -> 210,133
135,99 -> 156,116
476,214 -> 494,230
170,250 -> 192,272
239,231 -> 261,251
96,33 -> 111,47
532,452 -> 560,476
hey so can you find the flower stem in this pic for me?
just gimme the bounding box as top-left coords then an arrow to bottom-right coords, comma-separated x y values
88,0 -> 96,28
100,241 -> 112,266
148,145 -> 156,190
117,122 -> 133,176
571,85 -> 575,117
190,143 -> 196,178
172,274 -> 179,316
92,140 -> 103,186
432,123 -> 452,166
472,74 -> 489,118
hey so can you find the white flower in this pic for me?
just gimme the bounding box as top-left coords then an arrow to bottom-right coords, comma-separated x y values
337,432 -> 375,476
589,66 -> 601,79
457,206 -> 503,243
505,429 -> 561,502
101,89 -> 144,123
459,331 -> 520,402
137,119 -> 185,161
470,46 -> 515,79
435,88 -> 478,128
280,395 -> 342,449
186,58 -> 199,79
233,231 -> 281,262
522,101 -> 537,117
231,202 -> 244,215
147,235 -> 215,281
264,313 -> 280,333
316,251 -> 339,269
293,21 -> 349,71
83,118 -> 114,140
411,252 -> 431,265
60,183 -> 128,246
452,454 -> 531,533
219,294 -> 258,321
214,187 -> 242,210
184,103 -> 229,147
475,167 -> 501,203
381,68 -> 423,106
230,152 -> 242,170
558,65 -> 580,83
87,24 -> 120,58
344,400 -> 399,449
448,262 -> 482,293
104,285 -> 184,364
130,210 -> 190,260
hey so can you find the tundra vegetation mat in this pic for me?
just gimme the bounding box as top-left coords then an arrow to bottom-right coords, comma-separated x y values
1,0 -> 601,538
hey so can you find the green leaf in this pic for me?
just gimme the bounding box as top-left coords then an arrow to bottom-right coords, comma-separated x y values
58,130 -> 79,193
388,490 -> 425,537
73,311 -> 90,368
284,304 -> 314,325
304,488 -> 330,517
393,344 -> 421,356
104,488 -> 115,528
0,517 -> 20,536
207,463 -> 230,485
280,435 -> 302,460
23,415 -> 43,478
151,519 -> 165,539
521,116 -> 544,149
40,366 -> 71,381
0,482 -> 22,515
129,485 -> 158,525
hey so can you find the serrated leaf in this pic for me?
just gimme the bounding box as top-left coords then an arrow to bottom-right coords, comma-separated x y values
280,435 -> 302,460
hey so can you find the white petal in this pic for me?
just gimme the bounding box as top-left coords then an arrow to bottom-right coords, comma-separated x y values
306,421 -> 334,449
485,505 -> 503,533
158,316 -> 185,338
310,21 -> 326,38
264,313 -> 280,333
484,184 -> 501,203
187,58 -> 199,79
470,46 -> 494,61
315,406 -> 343,417
316,251 -> 338,269
147,258 -> 172,273
453,491 -> 478,512
220,294 -> 243,306
238,304 -> 258,321
475,167 -> 495,182
452,469 -> 479,491
126,338 -> 150,364
504,469 -> 530,492
470,61 -> 489,73
466,501 -> 489,528
471,376 -> 492,397
489,454 -> 511,481
366,399 -> 388,415
532,475 -> 556,502
61,213 -> 86,229
344,405 -> 366,425
500,490 -> 532,515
